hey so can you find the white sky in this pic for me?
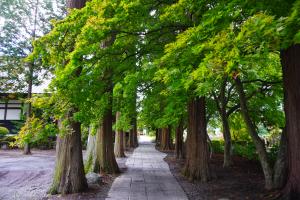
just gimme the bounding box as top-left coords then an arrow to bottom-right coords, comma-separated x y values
32,78 -> 50,93
0,17 -> 4,29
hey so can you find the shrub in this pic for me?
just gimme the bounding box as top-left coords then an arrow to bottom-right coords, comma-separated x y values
0,126 -> 9,136
211,140 -> 224,154
232,142 -> 258,160
12,116 -> 58,149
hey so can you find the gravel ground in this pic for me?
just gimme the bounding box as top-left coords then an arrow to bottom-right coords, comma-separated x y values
0,149 -> 132,200
164,152 -> 279,200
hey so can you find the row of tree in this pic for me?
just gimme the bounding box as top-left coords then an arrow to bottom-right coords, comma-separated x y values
26,0 -> 300,199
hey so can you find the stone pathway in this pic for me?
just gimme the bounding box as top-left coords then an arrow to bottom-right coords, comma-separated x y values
106,136 -> 188,200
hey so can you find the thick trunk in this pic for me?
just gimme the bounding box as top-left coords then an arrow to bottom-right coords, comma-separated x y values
124,132 -> 128,150
281,44 -> 300,198
175,122 -> 184,159
133,119 -> 138,147
67,0 -> 86,9
84,128 -> 97,173
160,126 -> 172,151
155,129 -> 159,144
97,103 -> 120,174
235,77 -> 273,189
49,113 -> 87,194
49,0 -> 88,194
156,128 -> 162,147
128,129 -> 135,148
114,112 -> 125,158
183,97 -> 211,182
273,129 -> 288,189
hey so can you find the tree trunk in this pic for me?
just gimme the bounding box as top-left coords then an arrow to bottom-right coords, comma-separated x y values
156,128 -> 162,147
235,77 -> 274,189
273,128 -> 288,189
123,131 -> 128,150
220,110 -> 232,167
128,129 -> 135,148
67,0 -> 86,9
160,126 -> 172,151
23,143 -> 31,155
49,113 -> 87,194
175,122 -> 184,159
84,127 -> 97,173
49,0 -> 88,194
213,77 -> 233,167
114,112 -> 125,158
155,129 -> 159,144
183,97 -> 211,182
133,119 -> 138,147
281,44 -> 300,199
97,96 -> 120,174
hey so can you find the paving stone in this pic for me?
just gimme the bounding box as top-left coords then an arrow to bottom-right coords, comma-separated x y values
105,136 -> 188,200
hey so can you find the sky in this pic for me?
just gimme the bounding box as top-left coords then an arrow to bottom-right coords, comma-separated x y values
0,17 -> 3,27
32,78 -> 50,93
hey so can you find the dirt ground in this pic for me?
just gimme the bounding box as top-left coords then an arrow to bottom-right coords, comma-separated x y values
0,149 -> 131,200
164,152 -> 280,200
0,149 -> 56,200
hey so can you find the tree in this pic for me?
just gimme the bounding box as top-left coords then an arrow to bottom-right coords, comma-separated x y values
175,121 -> 184,159
160,126 -> 172,151
0,0 -> 66,154
48,0 -> 88,194
280,1 -> 300,197
114,112 -> 125,157
184,97 -> 211,181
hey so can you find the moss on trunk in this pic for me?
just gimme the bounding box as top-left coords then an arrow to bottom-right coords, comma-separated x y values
49,113 -> 87,195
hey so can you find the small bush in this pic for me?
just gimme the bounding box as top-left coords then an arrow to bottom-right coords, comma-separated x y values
211,140 -> 258,160
12,116 -> 58,149
232,142 -> 258,160
211,140 -> 224,153
0,126 -> 9,136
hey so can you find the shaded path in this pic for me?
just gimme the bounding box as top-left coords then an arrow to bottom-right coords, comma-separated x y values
106,136 -> 188,200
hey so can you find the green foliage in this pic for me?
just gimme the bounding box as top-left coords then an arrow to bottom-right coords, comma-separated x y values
230,114 -> 252,142
12,116 -> 57,148
27,0 -> 298,170
211,140 -> 224,154
0,0 -> 66,92
0,126 -> 9,136
233,142 -> 258,160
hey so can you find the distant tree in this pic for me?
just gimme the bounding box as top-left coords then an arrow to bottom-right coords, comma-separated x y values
0,0 -> 66,154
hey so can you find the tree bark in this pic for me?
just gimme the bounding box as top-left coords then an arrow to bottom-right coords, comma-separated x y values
133,119 -> 138,147
156,128 -> 162,147
175,122 -> 184,159
273,129 -> 288,189
183,97 -> 211,182
84,127 -> 97,173
281,44 -> 300,199
114,112 -> 125,158
49,0 -> 88,194
97,88 -> 120,174
128,129 -> 135,148
49,113 -> 87,194
67,0 -> 86,9
213,77 -> 234,167
160,126 -> 172,151
235,77 -> 274,190
124,131 -> 129,150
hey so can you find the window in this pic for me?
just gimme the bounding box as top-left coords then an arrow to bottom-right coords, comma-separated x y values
6,109 -> 21,120
0,109 -> 4,120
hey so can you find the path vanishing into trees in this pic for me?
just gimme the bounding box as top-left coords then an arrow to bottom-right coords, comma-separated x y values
106,135 -> 188,200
